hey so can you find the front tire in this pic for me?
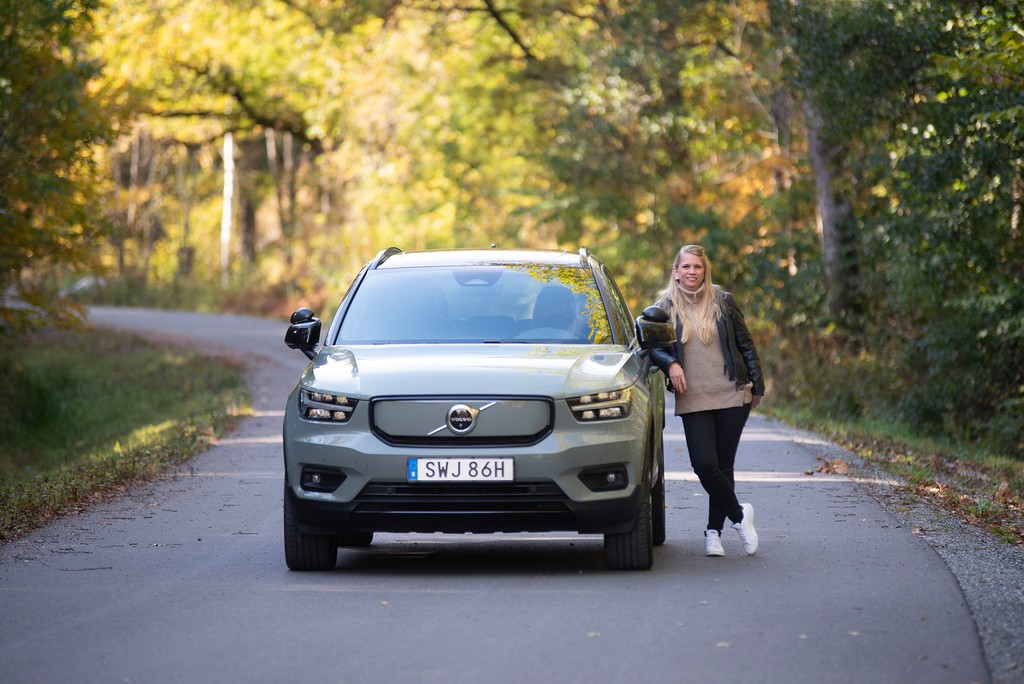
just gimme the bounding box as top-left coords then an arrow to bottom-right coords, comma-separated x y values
652,472 -> 666,547
283,487 -> 338,571
604,481 -> 654,571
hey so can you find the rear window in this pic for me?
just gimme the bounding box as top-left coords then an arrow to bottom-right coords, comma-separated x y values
336,265 -> 612,344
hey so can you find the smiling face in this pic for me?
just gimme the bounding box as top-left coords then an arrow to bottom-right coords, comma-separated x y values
674,252 -> 706,292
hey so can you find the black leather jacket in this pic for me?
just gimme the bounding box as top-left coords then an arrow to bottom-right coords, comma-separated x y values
650,289 -> 765,397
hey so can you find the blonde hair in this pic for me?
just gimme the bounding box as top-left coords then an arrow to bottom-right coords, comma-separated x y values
656,244 -> 721,345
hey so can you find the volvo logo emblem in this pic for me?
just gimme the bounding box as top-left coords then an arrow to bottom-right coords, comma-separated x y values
447,405 -> 477,434
428,401 -> 497,436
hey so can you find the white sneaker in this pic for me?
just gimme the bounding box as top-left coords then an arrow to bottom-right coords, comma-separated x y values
704,529 -> 725,557
731,503 -> 759,555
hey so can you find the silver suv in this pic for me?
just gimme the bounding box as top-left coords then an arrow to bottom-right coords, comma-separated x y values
283,248 -> 675,570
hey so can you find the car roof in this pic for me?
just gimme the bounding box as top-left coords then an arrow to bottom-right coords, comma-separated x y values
375,248 -> 590,270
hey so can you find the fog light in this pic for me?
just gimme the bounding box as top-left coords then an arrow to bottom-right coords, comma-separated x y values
579,466 -> 629,492
300,467 -> 346,493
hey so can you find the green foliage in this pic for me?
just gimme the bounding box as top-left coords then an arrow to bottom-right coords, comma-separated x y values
528,1 -> 813,317
82,0 -> 568,305
879,1 -> 1024,456
766,0 -> 1024,458
0,0 -> 116,334
7,0 -> 1021,465
778,0 -> 955,145
0,328 -> 248,540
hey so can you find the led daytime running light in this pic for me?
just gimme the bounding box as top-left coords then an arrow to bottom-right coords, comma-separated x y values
300,390 -> 356,422
569,388 -> 632,422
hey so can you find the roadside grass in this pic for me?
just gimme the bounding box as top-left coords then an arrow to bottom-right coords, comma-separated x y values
0,328 -> 250,542
766,405 -> 1024,544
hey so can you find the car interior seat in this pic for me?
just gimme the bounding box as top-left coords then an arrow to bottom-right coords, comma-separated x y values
531,285 -> 576,331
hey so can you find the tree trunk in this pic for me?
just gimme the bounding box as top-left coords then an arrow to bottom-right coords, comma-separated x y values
174,144 -> 194,279
1012,159 -> 1022,240
804,98 -> 855,316
221,132 -> 235,289
242,198 -> 257,266
266,127 -> 295,266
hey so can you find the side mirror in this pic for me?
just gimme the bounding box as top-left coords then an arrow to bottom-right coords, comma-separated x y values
636,305 -> 675,350
285,308 -> 321,360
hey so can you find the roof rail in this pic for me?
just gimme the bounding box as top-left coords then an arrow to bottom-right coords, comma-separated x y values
369,247 -> 402,269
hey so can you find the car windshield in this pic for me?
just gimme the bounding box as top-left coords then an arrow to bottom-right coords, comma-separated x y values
335,265 -> 612,344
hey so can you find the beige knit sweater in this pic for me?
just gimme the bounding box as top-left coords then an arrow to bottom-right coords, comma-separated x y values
674,305 -> 753,415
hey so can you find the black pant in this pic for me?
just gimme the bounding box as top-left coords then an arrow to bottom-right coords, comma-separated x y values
680,404 -> 752,532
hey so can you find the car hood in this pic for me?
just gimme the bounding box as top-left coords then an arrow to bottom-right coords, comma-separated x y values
298,343 -> 642,399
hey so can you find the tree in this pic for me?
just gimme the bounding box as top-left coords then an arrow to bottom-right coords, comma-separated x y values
0,0 -> 114,333
769,0 -> 956,320
75,0 -> 1021,454
887,2 -> 1024,452
88,0 -> 561,297
767,0 -> 1022,453
509,1 -> 801,308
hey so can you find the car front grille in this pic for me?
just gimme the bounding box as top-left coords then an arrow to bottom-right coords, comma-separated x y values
370,396 -> 553,447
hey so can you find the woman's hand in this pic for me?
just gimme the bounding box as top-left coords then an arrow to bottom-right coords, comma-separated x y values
751,394 -> 763,409
668,362 -> 687,395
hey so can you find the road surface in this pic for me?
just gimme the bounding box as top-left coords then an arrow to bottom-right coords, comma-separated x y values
0,307 -> 992,683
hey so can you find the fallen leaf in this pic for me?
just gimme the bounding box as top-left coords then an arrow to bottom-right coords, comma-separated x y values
818,458 -> 851,475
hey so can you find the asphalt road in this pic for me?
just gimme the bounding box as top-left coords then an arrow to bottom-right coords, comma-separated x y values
0,307 -> 992,683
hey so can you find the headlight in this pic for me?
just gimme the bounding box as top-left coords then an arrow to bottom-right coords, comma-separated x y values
568,388 -> 632,422
299,389 -> 357,422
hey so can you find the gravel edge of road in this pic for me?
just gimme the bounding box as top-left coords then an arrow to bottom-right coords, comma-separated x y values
762,416 -> 1024,684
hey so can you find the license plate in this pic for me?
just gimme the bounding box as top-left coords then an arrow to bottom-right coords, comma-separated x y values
407,458 -> 514,482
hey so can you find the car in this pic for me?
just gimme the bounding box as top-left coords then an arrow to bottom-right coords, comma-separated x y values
282,247 -> 676,571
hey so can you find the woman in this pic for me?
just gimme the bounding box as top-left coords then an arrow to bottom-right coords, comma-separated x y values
650,245 -> 765,556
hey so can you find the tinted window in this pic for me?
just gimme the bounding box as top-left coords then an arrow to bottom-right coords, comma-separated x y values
336,265 -> 612,344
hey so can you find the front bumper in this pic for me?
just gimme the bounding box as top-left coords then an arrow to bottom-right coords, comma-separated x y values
285,480 -> 643,536
283,390 -> 651,536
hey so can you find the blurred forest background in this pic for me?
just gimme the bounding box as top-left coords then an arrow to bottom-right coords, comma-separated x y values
2,0 -> 1022,459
